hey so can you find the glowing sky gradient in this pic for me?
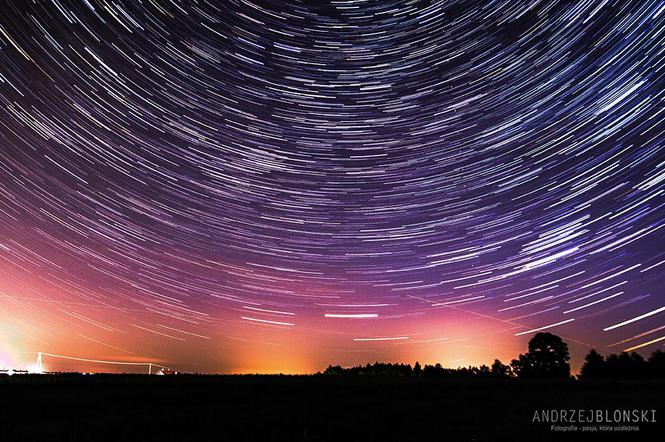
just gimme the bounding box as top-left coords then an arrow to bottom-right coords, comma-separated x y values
0,0 -> 664,374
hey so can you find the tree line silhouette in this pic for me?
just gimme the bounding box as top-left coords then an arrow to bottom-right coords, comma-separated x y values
580,348 -> 665,379
322,332 -> 665,379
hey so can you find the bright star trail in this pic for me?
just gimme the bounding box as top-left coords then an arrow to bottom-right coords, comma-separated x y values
0,1 -> 663,374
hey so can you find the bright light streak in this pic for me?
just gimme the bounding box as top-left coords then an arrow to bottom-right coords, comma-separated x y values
603,306 -> 665,331
241,316 -> 294,326
624,335 -> 665,352
353,336 -> 410,342
324,313 -> 379,318
514,319 -> 575,336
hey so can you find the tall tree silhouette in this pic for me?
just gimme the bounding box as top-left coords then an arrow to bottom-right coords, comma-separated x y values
511,332 -> 570,378
580,350 -> 605,379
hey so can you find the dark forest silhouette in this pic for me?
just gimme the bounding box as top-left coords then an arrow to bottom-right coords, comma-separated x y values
323,332 -> 665,379
4,333 -> 665,441
579,348 -> 665,379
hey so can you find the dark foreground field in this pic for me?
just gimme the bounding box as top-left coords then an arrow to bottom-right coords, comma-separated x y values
1,375 -> 663,442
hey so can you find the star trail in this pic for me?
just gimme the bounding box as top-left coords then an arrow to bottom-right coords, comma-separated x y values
0,0 -> 663,374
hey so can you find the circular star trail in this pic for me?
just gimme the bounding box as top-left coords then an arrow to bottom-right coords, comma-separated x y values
0,0 -> 663,373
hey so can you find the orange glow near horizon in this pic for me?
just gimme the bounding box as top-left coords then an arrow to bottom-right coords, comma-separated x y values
0,271 -> 596,375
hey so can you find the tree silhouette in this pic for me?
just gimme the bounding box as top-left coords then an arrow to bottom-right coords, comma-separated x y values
648,350 -> 665,378
490,359 -> 511,377
322,340 -> 665,379
423,363 -> 445,377
603,354 -> 619,378
580,350 -> 606,379
511,332 -> 570,378
476,365 -> 491,376
626,352 -> 647,377
323,365 -> 345,376
578,349 -> 665,380
604,352 -> 646,379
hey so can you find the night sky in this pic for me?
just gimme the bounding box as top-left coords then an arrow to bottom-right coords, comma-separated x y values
0,0 -> 663,374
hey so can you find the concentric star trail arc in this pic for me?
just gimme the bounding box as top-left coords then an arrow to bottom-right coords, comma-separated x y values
0,0 -> 663,374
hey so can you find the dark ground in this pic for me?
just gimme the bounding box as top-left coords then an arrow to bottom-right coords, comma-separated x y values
0,375 -> 663,442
